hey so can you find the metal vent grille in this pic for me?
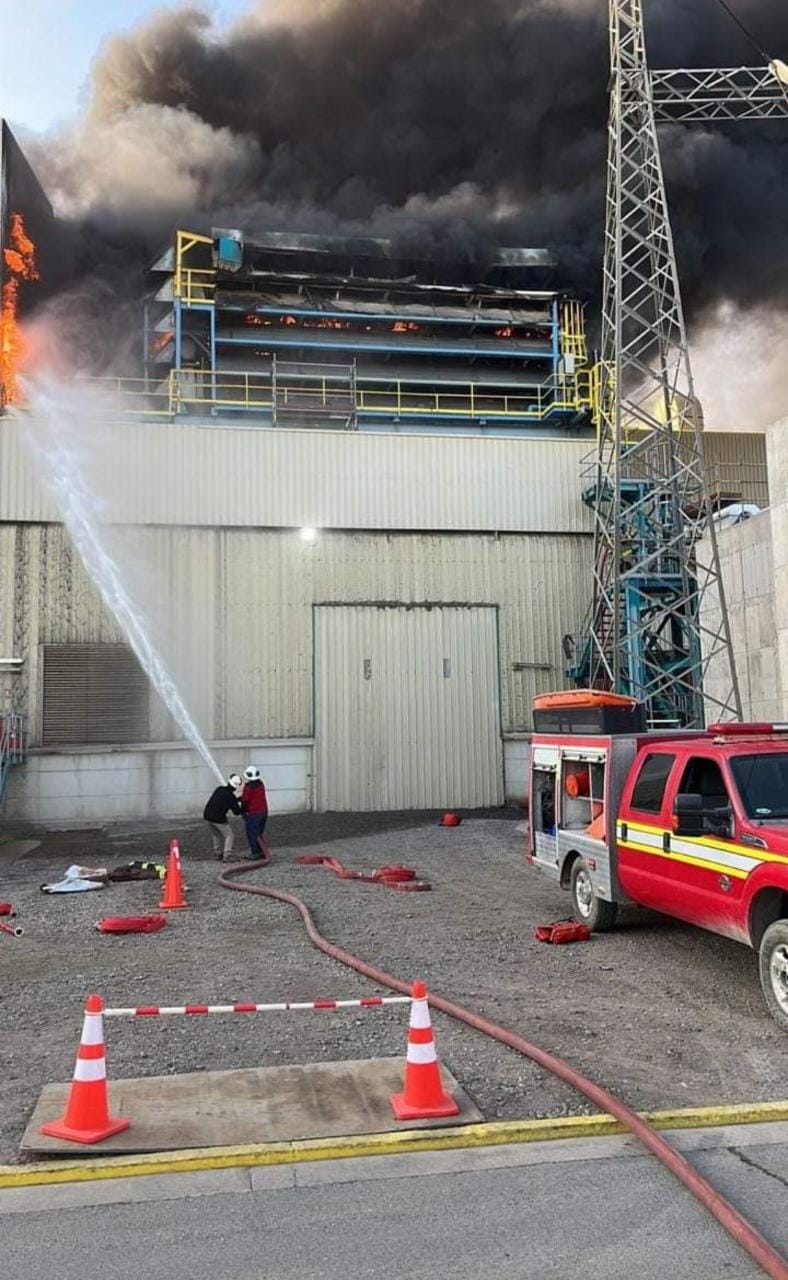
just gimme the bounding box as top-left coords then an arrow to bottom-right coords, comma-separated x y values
41,644 -> 150,746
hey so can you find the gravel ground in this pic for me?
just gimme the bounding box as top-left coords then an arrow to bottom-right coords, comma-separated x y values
1,809 -> 786,1164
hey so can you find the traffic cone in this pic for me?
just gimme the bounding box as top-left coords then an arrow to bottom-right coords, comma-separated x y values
390,981 -> 460,1120
159,838 -> 187,910
41,995 -> 130,1144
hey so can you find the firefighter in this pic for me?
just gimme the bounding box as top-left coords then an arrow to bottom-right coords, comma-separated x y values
203,773 -> 243,861
241,765 -> 269,858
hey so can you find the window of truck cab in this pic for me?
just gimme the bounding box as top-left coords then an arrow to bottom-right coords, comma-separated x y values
730,752 -> 788,820
628,751 -> 676,815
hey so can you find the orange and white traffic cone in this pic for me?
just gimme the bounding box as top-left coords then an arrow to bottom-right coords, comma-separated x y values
390,980 -> 460,1120
159,838 -> 187,910
41,994 -> 130,1144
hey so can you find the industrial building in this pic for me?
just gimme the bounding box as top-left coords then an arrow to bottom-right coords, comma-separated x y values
0,128 -> 771,824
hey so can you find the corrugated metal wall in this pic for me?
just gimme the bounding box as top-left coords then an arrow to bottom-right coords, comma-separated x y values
0,420 -> 592,531
314,605 -> 503,810
3,524 -> 592,745
703,433 -> 769,506
0,420 -> 766,529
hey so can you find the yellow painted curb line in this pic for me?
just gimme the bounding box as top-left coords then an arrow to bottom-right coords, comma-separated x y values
2,1100 -> 788,1190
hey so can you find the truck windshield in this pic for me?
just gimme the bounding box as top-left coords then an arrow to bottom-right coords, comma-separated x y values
730,753 -> 788,819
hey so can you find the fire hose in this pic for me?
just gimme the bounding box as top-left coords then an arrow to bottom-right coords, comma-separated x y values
219,850 -> 788,1280
0,902 -> 23,938
295,854 -> 430,891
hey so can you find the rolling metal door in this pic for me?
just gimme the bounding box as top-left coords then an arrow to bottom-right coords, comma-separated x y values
41,644 -> 150,745
315,605 -> 503,811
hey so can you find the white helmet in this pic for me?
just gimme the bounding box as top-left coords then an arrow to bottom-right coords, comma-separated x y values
228,773 -> 241,788
244,765 -> 261,781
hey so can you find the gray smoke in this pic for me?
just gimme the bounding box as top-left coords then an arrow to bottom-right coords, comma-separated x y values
25,0 -> 788,353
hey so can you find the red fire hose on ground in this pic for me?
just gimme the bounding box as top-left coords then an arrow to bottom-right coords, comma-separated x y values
295,854 -> 430,891
218,852 -> 788,1280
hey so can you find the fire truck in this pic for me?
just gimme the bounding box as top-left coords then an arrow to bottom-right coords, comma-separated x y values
527,691 -> 788,1029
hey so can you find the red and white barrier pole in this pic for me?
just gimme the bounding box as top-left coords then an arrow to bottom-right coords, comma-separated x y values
103,995 -> 411,1017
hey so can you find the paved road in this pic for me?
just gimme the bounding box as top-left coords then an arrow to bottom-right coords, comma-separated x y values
3,1124 -> 788,1280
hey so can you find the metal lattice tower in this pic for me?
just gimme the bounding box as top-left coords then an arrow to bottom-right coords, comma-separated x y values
573,0 -> 788,727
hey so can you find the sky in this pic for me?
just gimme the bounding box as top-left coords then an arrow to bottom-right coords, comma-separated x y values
0,0 -> 250,134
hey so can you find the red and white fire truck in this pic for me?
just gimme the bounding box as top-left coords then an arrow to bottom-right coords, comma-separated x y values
527,691 -> 788,1029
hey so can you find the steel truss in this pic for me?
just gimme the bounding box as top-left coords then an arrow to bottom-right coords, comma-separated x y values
574,2 -> 788,727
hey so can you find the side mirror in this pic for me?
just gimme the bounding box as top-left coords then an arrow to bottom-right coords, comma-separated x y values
705,805 -> 733,840
674,793 -> 733,839
674,793 -> 704,837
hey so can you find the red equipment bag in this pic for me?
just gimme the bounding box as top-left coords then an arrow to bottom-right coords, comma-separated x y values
534,919 -> 592,945
95,914 -> 167,934
0,902 -> 15,917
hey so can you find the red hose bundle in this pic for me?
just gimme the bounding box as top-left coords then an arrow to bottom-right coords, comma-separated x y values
95,915 -> 167,934
295,854 -> 430,892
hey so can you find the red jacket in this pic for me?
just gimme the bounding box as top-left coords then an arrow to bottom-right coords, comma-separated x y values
241,780 -> 268,815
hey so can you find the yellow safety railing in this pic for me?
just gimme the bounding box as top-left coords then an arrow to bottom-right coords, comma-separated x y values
561,300 -> 588,365
174,231 -> 216,306
179,268 -> 217,306
76,367 -> 599,425
75,376 -> 175,417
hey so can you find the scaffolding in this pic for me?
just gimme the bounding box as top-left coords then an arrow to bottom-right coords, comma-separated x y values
141,229 -> 596,433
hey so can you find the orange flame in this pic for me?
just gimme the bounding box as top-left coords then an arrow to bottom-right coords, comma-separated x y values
1,212 -> 39,408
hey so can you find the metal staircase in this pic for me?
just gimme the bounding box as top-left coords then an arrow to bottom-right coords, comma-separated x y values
0,713 -> 26,812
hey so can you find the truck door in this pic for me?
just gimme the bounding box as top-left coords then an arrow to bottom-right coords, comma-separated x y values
667,753 -> 748,936
530,747 -> 559,875
617,749 -> 678,915
620,749 -> 744,935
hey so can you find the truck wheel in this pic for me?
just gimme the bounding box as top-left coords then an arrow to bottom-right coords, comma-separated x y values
758,920 -> 788,1031
570,858 -> 618,933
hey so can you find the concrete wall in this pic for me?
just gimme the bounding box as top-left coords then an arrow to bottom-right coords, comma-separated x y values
5,737 -> 531,824
701,509 -> 780,722
702,421 -> 787,721
766,421 -> 788,719
503,735 -> 530,804
4,740 -> 312,826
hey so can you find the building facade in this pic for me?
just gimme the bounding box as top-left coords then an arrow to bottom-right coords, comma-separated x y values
0,204 -> 771,824
0,415 -> 767,824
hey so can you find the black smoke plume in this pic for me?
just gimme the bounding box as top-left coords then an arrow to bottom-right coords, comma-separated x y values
20,0 -> 788,372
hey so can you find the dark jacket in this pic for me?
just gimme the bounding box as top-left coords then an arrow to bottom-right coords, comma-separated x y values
241,779 -> 268,816
203,785 -> 242,823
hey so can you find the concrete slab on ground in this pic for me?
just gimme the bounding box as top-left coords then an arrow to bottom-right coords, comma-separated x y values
0,840 -> 40,863
21,1058 -> 481,1156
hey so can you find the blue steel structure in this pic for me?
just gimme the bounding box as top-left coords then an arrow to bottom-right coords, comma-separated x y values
139,228 -> 594,434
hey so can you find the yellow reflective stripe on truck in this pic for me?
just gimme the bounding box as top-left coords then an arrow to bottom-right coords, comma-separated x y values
621,817 -> 788,865
616,838 -> 749,879
617,819 -> 762,879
